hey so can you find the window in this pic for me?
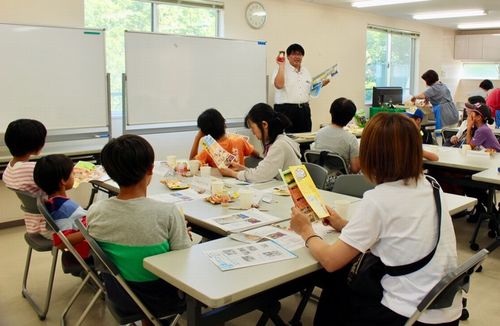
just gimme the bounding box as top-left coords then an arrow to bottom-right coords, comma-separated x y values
157,3 -> 220,36
84,0 -> 222,112
462,63 -> 500,80
365,26 -> 418,105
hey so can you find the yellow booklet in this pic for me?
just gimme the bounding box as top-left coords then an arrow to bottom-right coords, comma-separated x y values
280,165 -> 329,221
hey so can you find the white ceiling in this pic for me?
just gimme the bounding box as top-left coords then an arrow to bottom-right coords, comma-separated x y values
304,0 -> 500,30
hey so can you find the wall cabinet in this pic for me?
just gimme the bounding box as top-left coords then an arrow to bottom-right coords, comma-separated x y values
455,34 -> 500,61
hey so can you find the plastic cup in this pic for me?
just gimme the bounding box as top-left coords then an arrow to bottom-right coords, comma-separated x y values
334,199 -> 350,218
188,160 -> 200,173
239,189 -> 254,209
211,180 -> 224,195
200,166 -> 211,177
166,155 -> 177,168
462,144 -> 471,154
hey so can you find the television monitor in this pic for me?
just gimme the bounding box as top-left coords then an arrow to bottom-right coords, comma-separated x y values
372,86 -> 403,107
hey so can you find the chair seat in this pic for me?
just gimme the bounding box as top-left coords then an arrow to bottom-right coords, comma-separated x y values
24,233 -> 53,252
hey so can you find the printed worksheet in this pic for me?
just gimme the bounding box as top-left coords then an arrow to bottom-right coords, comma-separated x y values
206,208 -> 282,232
243,225 -> 304,251
231,222 -> 337,251
204,241 -> 297,271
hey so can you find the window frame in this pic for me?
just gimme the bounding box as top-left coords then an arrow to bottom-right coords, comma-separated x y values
365,25 -> 419,105
461,63 -> 500,80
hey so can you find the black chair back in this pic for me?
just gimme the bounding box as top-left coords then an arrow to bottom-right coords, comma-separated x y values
303,162 -> 328,190
330,174 -> 374,198
9,188 -> 40,214
304,150 -> 349,175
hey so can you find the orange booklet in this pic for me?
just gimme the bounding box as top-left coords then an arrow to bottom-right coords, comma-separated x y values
280,165 -> 329,221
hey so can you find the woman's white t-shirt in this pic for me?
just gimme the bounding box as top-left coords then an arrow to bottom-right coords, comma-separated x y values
339,176 -> 462,323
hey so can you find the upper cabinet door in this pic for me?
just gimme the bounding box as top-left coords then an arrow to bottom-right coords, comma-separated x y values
482,34 -> 500,61
454,35 -> 468,59
467,35 -> 484,60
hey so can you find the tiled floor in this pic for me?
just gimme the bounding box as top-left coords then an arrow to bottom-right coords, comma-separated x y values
0,216 -> 499,325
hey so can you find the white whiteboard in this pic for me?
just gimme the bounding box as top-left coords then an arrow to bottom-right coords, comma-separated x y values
125,31 -> 267,128
0,23 -> 108,133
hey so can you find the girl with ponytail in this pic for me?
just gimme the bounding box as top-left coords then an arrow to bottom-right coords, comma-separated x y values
220,103 -> 301,183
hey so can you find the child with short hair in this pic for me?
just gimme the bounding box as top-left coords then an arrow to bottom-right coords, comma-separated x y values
404,109 -> 439,161
311,97 -> 360,173
87,134 -> 191,319
189,108 -> 259,167
220,103 -> 301,183
33,154 -> 89,259
2,119 -> 50,238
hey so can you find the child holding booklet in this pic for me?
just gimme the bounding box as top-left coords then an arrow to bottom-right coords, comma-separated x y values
220,103 -> 301,183
189,108 -> 259,167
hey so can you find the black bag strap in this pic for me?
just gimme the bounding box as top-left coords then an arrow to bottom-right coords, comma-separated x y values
385,176 -> 442,276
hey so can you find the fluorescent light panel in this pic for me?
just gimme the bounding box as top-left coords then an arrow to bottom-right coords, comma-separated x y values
413,9 -> 486,20
352,0 -> 429,8
458,21 -> 500,30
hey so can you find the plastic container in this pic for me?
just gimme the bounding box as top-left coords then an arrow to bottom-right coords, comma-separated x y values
369,106 -> 406,118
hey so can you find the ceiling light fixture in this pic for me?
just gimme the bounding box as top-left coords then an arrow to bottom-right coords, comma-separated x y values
413,9 -> 486,20
352,0 -> 429,8
457,21 -> 500,30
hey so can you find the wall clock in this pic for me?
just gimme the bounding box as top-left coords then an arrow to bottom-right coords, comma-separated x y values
246,2 -> 267,29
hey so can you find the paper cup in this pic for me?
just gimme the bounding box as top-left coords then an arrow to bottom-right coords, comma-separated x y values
239,189 -> 254,209
334,199 -> 350,218
211,180 -> 224,195
188,160 -> 200,173
200,166 -> 211,177
166,155 -> 177,168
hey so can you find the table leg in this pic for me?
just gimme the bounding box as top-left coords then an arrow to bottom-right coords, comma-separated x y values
186,295 -> 203,326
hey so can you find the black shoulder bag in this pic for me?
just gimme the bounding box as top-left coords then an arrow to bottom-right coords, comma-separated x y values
347,176 -> 443,302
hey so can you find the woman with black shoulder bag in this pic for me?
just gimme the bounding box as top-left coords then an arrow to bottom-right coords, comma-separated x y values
290,113 -> 462,326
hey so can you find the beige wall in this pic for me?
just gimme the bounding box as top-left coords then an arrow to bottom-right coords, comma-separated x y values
0,0 -> 83,27
455,79 -> 500,105
224,0 -> 458,127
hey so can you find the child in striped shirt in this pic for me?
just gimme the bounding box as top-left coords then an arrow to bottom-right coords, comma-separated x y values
2,119 -> 50,238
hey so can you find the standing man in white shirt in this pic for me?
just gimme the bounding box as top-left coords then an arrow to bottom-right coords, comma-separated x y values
273,43 -> 329,133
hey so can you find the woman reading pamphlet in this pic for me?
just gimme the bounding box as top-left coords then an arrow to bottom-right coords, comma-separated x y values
290,113 -> 461,326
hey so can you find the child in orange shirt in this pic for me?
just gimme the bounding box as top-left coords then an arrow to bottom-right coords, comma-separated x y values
189,108 -> 260,167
